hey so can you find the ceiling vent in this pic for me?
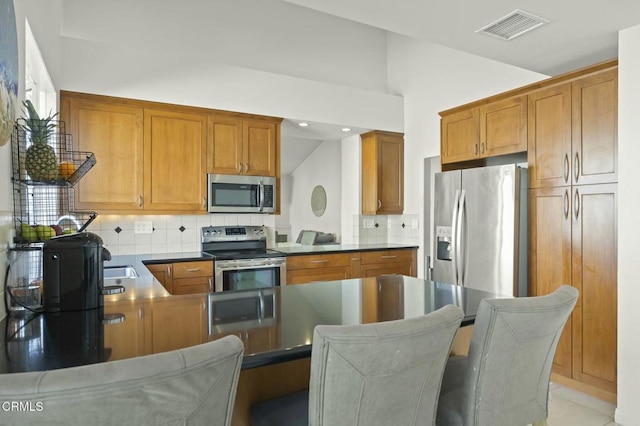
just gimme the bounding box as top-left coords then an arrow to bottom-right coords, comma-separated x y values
476,9 -> 550,41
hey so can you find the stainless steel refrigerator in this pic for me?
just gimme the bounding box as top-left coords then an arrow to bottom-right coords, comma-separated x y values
429,164 -> 527,297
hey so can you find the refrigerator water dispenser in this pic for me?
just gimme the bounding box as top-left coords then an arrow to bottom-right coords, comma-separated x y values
436,226 -> 452,261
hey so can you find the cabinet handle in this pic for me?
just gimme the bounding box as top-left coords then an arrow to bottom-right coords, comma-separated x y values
563,189 -> 569,219
310,260 -> 329,264
480,143 -> 485,154
185,268 -> 201,272
244,163 -> 249,173
574,188 -> 580,219
574,152 -> 580,183
138,195 -> 143,207
473,144 -> 478,155
378,200 -> 382,209
208,277 -> 213,292
167,265 -> 171,278
380,255 -> 397,259
203,197 -> 206,208
563,154 -> 569,183
237,162 -> 242,174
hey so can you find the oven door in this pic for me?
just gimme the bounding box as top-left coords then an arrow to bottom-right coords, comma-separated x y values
215,257 -> 286,292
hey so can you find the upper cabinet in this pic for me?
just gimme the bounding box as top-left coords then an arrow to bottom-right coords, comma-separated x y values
143,109 -> 207,212
529,67 -> 617,188
60,91 -> 282,214
206,116 -> 278,177
440,95 -> 527,164
61,96 -> 144,211
361,130 -> 404,215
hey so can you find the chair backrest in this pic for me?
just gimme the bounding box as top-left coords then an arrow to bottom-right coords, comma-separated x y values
308,304 -> 464,426
460,285 -> 578,426
0,335 -> 244,426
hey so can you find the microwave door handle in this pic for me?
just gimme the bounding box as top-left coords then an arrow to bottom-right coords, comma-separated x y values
258,291 -> 265,320
258,181 -> 265,212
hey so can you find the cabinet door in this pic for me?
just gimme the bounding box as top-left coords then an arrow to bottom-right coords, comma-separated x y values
144,109 -> 207,211
149,297 -> 207,354
207,115 -> 243,175
571,184 -> 617,393
572,69 -> 618,185
64,98 -> 144,211
441,108 -> 480,164
103,303 -> 149,360
377,134 -> 404,214
481,96 -> 527,157
286,266 -> 351,285
145,263 -> 172,293
243,120 -> 277,177
528,187 -> 572,377
528,84 -> 572,188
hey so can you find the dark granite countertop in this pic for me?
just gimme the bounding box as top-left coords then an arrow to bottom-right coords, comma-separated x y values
268,242 -> 418,256
0,275 -> 503,374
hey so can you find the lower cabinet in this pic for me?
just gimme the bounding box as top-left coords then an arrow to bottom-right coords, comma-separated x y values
146,260 -> 213,295
103,303 -> 149,360
215,325 -> 278,355
149,297 -> 207,354
286,249 -> 417,285
529,183 -> 617,399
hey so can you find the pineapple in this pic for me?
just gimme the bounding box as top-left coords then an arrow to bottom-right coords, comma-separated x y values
20,100 -> 59,180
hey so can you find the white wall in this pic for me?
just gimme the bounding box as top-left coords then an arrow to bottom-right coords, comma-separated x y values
0,0 -> 65,320
289,140 -> 342,241
340,134 -> 361,243
615,23 -> 640,425
57,0 -> 403,133
386,34 -> 548,276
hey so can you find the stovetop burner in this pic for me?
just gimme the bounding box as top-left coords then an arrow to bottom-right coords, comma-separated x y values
201,226 -> 284,260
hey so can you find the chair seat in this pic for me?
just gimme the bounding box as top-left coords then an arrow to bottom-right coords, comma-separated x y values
251,390 -> 309,426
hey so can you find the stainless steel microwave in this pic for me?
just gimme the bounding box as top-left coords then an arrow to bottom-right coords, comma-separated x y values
207,174 -> 276,213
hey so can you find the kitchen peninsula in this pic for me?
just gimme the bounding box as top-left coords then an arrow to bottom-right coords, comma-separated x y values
0,273 -> 498,425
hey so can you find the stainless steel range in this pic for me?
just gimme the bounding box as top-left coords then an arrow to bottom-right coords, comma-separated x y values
201,226 -> 286,292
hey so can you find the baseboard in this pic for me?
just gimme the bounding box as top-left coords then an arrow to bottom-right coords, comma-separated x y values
550,373 -> 616,405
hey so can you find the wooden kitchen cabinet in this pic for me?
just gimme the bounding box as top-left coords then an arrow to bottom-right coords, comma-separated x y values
207,115 -> 278,177
570,184 -> 617,394
60,95 -> 144,211
60,91 -> 282,214
571,69 -> 618,185
144,109 -> 207,212
529,184 -> 617,397
362,277 -> 404,324
145,260 -> 213,295
361,130 -> 404,215
528,67 -> 617,189
286,253 -> 354,285
440,95 -> 527,164
286,249 -> 417,285
149,296 -> 207,354
103,303 -> 149,361
528,186 -> 573,377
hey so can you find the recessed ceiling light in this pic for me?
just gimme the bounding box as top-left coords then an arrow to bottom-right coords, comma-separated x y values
342,127 -> 351,132
298,122 -> 309,127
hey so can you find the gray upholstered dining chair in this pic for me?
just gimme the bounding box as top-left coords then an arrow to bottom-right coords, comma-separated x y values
0,335 -> 244,426
250,304 -> 464,426
436,285 -> 579,426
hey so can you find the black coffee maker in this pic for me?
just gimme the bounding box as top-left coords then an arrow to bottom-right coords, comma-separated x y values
42,232 -> 122,312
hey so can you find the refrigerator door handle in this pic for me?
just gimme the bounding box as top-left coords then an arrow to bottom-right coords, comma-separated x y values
451,189 -> 460,285
456,189 -> 466,286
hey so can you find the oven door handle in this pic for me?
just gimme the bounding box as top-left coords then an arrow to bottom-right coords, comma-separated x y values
215,258 -> 285,270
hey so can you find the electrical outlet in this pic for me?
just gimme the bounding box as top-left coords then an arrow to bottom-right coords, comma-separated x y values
411,219 -> 419,229
134,221 -> 153,234
364,219 -> 375,229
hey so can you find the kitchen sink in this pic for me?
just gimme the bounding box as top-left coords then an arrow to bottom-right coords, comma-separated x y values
104,265 -> 139,279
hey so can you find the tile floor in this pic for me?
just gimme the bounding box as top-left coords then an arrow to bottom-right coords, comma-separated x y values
534,383 -> 620,426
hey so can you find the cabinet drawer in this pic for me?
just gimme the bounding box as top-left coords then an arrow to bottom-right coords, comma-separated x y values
287,253 -> 352,270
172,261 -> 213,278
173,276 -> 212,295
361,250 -> 414,265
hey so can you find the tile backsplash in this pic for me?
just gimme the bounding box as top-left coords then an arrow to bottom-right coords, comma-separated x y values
353,214 -> 420,245
85,214 -> 277,256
